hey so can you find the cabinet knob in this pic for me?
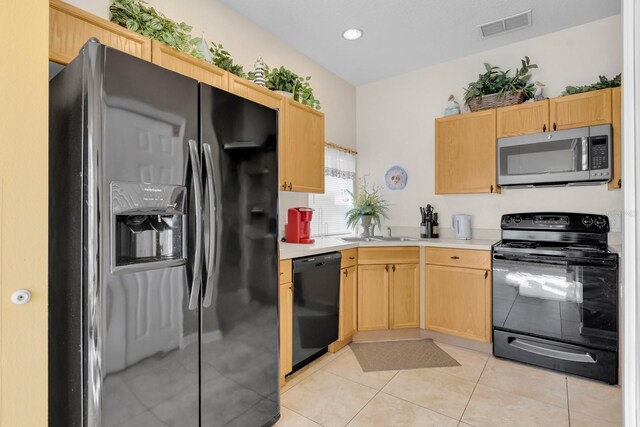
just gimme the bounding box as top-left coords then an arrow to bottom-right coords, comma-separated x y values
543,124 -> 547,132
618,179 -> 622,188
281,182 -> 286,190
490,184 -> 494,193
11,289 -> 31,305
484,271 -> 489,279
385,265 -> 389,272
287,182 -> 293,191
392,264 -> 396,272
344,269 -> 348,277
553,122 -> 557,131
450,256 -> 460,260
349,256 -> 355,260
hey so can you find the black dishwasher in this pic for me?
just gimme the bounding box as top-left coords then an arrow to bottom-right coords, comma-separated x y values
291,252 -> 342,371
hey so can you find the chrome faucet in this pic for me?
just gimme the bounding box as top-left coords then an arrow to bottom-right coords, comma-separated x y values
386,227 -> 392,237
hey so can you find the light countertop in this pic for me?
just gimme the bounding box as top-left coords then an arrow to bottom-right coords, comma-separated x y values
279,236 -> 499,260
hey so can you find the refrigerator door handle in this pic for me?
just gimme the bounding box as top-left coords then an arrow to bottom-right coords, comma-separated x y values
188,139 -> 203,310
202,142 -> 218,308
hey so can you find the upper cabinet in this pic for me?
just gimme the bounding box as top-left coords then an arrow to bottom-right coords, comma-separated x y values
282,99 -> 325,193
435,109 -> 499,194
549,88 -> 612,131
151,40 -> 228,90
609,87 -> 622,190
49,0 -> 151,64
496,99 -> 549,138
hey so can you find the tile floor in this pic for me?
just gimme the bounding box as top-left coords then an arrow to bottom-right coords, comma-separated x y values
276,342 -> 622,427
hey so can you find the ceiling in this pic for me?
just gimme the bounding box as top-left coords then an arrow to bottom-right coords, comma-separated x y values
219,0 -> 620,86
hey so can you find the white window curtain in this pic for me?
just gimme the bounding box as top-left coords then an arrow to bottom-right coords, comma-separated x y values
308,144 -> 356,236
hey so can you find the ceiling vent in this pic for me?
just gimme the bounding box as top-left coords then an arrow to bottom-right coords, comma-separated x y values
479,10 -> 532,38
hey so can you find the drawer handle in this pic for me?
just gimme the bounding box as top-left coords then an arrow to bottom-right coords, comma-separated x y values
349,256 -> 355,260
450,256 -> 460,260
344,269 -> 348,277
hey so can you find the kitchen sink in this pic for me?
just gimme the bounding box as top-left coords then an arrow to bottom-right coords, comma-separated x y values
340,236 -> 418,242
340,237 -> 383,242
377,236 -> 418,241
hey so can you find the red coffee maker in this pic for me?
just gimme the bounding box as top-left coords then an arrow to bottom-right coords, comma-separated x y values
285,207 -> 315,244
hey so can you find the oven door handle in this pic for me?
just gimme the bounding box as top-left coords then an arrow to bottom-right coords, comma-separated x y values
493,252 -> 618,268
508,337 -> 597,363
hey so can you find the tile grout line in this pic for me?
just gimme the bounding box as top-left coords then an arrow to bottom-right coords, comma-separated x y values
377,390 -> 460,423
343,388 -> 381,426
458,354 -> 490,423
281,405 -> 323,426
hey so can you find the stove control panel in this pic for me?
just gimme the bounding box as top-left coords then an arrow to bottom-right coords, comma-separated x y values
501,212 -> 609,232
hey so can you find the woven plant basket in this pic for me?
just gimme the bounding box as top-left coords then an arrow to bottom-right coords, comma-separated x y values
467,89 -> 525,112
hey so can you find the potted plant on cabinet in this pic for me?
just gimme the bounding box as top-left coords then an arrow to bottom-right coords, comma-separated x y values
463,56 -> 538,111
345,180 -> 389,237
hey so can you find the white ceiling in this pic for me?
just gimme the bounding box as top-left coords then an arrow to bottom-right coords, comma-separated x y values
219,0 -> 620,86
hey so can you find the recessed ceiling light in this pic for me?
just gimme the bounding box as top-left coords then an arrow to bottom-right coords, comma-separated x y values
342,28 -> 363,41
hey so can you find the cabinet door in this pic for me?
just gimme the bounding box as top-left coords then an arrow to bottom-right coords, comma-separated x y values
435,109 -> 499,194
49,0 -> 151,64
425,264 -> 491,342
279,282 -> 293,382
549,88 -> 612,131
339,266 -> 357,341
357,265 -> 389,331
496,100 -> 549,138
228,74 -> 287,190
389,263 -> 419,329
609,87 -> 622,190
151,40 -> 228,90
284,99 -> 325,193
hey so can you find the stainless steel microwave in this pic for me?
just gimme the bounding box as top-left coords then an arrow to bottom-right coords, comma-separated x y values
498,125 -> 612,187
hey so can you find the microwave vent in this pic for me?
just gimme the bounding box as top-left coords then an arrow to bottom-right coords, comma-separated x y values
479,10 -> 532,38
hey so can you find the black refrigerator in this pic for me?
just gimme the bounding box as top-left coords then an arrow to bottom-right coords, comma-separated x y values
49,40 -> 280,427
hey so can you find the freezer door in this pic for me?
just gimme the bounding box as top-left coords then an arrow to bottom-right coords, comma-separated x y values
199,84 -> 280,426
98,47 -> 201,427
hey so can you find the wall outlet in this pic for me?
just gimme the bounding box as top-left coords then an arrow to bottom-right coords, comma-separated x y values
607,211 -> 622,232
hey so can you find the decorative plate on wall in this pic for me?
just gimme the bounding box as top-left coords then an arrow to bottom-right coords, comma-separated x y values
385,166 -> 408,190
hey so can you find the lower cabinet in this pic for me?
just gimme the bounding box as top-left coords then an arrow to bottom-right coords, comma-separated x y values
425,248 -> 492,343
338,265 -> 357,341
357,247 -> 420,331
357,264 -> 389,331
279,260 -> 293,385
389,263 -> 420,329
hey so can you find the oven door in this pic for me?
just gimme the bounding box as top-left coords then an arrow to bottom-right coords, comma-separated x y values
498,127 -> 591,186
492,251 -> 618,351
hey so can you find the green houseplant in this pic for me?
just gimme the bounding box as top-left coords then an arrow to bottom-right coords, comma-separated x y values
209,42 -> 246,78
463,56 -> 538,111
562,74 -> 621,96
249,65 -> 322,110
345,179 -> 389,236
110,0 -> 203,59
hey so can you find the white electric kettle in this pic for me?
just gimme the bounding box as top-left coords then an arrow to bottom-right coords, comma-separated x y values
452,214 -> 472,240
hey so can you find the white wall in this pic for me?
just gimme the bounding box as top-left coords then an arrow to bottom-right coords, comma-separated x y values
357,16 -> 623,231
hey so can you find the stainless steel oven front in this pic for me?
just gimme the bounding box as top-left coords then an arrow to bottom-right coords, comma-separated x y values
497,125 -> 612,187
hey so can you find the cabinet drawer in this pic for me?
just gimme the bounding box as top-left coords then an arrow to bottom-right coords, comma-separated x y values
358,247 -> 420,265
341,249 -> 357,268
425,247 -> 491,270
279,259 -> 292,284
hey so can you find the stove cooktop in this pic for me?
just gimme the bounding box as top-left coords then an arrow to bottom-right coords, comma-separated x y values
494,240 -> 617,260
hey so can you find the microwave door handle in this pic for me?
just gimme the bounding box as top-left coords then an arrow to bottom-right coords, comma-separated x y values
202,142 -> 218,308
582,137 -> 589,171
188,139 -> 203,311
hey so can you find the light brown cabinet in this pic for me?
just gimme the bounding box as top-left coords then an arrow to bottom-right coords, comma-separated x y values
609,87 -> 622,190
151,40 -> 228,90
49,0 -> 151,65
339,266 -> 357,341
279,259 -> 293,385
357,264 -> 389,331
357,247 -> 420,331
282,99 -> 325,193
425,248 -> 492,343
496,99 -> 549,138
435,109 -> 499,194
549,88 -> 612,131
389,263 -> 420,329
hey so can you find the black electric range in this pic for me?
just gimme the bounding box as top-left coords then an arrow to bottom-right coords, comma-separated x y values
492,212 -> 619,384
